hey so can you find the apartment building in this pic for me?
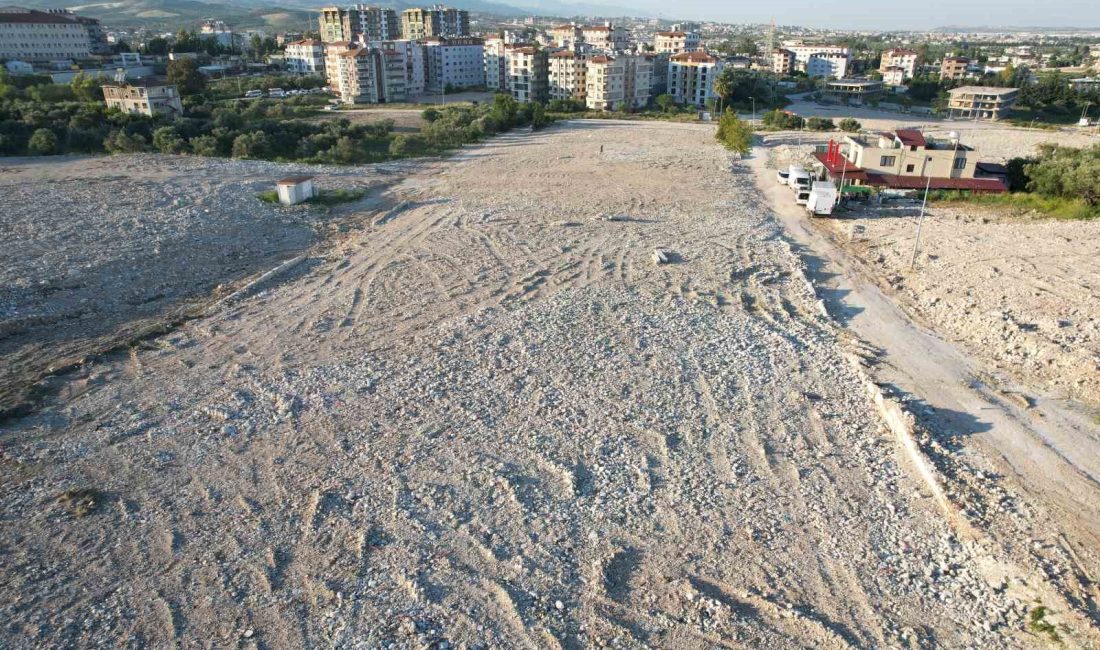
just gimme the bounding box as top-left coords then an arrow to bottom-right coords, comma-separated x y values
506,46 -> 548,104
101,78 -> 182,117
946,86 -> 1018,120
549,49 -> 588,102
654,31 -> 699,55
328,46 -> 406,104
355,5 -> 399,41
483,37 -> 510,91
370,39 -> 427,96
781,41 -> 851,70
550,23 -> 582,47
585,55 -> 624,110
285,40 -> 326,75
806,52 -> 849,79
319,6 -> 358,43
879,48 -> 917,80
668,51 -> 722,108
772,48 -> 795,75
881,66 -> 906,86
646,51 -> 669,95
424,37 -> 484,90
401,6 -> 469,40
823,78 -> 883,104
581,22 -> 629,51
0,8 -> 93,61
619,52 -> 653,109
940,56 -> 970,81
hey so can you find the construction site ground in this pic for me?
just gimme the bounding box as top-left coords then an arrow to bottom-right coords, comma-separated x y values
1,120 -> 1098,648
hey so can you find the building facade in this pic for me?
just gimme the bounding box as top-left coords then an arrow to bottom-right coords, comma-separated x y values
424,36 -> 484,90
101,79 -> 182,117
355,5 -> 399,41
285,40 -> 326,75
772,48 -> 795,75
668,51 -> 722,108
585,55 -> 624,110
401,6 -> 468,40
940,56 -> 970,81
550,24 -> 582,47
946,86 -> 1018,120
371,39 -> 427,96
319,7 -> 358,43
581,22 -> 629,51
0,8 -> 93,61
654,31 -> 699,55
879,48 -> 917,80
548,49 -> 588,102
806,52 -> 849,79
483,37 -> 510,91
619,52 -> 653,109
781,42 -> 851,70
843,130 -> 976,179
507,46 -> 548,103
823,78 -> 883,104
881,66 -> 906,86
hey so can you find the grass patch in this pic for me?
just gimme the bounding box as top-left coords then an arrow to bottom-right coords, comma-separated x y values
1027,604 -> 1062,643
57,488 -> 101,517
929,191 -> 1099,221
257,188 -> 366,207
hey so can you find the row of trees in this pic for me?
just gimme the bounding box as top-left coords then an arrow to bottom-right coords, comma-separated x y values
1019,144 -> 1100,207
759,109 -> 861,133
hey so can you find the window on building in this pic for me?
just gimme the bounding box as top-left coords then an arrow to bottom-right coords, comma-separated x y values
906,164 -> 915,173
954,157 -> 966,169
880,156 -> 897,166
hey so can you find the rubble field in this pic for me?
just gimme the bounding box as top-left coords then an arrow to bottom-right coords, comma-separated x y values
0,154 -> 413,415
1,123 -> 1097,647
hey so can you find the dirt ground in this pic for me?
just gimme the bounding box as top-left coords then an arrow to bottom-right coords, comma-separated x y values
1,123 -> 1098,648
0,155 -> 414,417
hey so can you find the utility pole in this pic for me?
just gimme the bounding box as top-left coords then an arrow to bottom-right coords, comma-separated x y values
909,158 -> 934,270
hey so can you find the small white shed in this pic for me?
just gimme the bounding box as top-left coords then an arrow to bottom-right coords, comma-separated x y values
276,176 -> 316,205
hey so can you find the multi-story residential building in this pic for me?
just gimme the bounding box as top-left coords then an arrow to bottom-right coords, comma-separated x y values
285,39 -> 326,75
506,46 -> 548,104
668,51 -> 722,108
378,47 -> 407,102
879,48 -> 917,80
101,78 -> 182,117
401,6 -> 468,40
68,12 -> 109,55
319,7 -> 358,43
654,31 -> 699,55
939,56 -> 970,81
355,5 -> 399,41
823,78 -> 884,104
424,36 -> 484,90
772,48 -> 795,75
483,37 -> 510,91
581,22 -> 629,51
370,39 -> 427,96
946,86 -> 1018,120
881,66 -> 906,86
619,52 -> 653,109
549,23 -> 582,47
328,46 -> 407,104
806,52 -> 849,79
646,51 -> 669,95
781,41 -> 851,70
549,49 -> 588,102
0,8 -> 93,61
585,54 -> 624,110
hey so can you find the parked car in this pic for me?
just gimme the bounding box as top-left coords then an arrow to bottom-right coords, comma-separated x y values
268,88 -> 285,98
243,89 -> 262,99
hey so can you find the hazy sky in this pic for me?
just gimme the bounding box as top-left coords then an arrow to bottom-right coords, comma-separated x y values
635,0 -> 1100,30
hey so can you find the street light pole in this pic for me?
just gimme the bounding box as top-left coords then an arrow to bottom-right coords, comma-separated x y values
749,96 -> 756,127
910,158 -> 934,270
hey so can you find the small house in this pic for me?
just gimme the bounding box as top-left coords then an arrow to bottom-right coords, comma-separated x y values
276,176 -> 316,205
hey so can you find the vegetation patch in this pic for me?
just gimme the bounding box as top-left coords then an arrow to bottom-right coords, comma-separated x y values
1027,604 -> 1062,643
57,488 -> 102,517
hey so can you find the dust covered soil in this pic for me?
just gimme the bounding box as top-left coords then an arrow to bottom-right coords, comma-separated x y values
1,123 -> 1095,647
0,154 -> 410,415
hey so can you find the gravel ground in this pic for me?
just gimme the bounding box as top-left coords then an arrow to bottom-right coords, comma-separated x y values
0,123 -> 1094,647
0,154 -> 417,415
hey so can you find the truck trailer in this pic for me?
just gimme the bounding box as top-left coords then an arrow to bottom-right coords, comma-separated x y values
805,180 -> 838,216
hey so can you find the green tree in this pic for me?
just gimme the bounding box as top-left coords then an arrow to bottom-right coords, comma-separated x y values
28,128 -> 58,155
838,118 -> 861,132
104,130 -> 148,153
189,134 -> 221,156
655,94 -> 676,113
421,107 -> 441,122
167,58 -> 206,96
231,131 -> 270,159
144,37 -> 169,56
152,126 -> 188,154
715,111 -> 752,155
807,117 -> 836,131
531,102 -> 549,129
70,72 -> 102,102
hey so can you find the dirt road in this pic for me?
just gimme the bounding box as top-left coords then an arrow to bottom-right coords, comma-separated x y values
751,135 -> 1100,636
1,122 -> 1097,647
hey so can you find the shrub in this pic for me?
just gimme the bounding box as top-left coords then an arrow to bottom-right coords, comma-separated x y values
422,107 -> 441,123
807,117 -> 836,131
655,94 -> 676,113
189,135 -> 221,157
104,130 -> 148,153
761,109 -> 804,130
27,128 -> 58,155
231,131 -> 270,159
152,126 -> 188,154
715,111 -> 752,154
839,118 -> 861,132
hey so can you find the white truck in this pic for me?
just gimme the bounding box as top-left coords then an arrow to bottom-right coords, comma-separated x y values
805,180 -> 838,217
776,167 -> 790,184
788,166 -> 811,193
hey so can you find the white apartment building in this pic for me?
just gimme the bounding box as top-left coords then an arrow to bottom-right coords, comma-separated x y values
668,51 -> 722,108
806,52 -> 849,79
424,36 -> 484,90
101,78 -> 183,117
506,46 -> 548,104
285,40 -> 326,75
0,8 -> 92,61
585,54 -> 624,110
879,48 -> 917,80
549,49 -> 588,102
881,66 -> 906,86
331,48 -> 382,104
654,31 -> 699,55
370,39 -> 427,96
772,48 -> 796,75
550,23 -> 582,47
483,37 -> 509,91
581,22 -> 629,51
781,41 -> 851,69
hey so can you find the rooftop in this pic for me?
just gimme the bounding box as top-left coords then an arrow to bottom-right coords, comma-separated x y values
948,86 -> 1019,96
277,176 -> 314,186
0,8 -> 79,24
670,51 -> 716,63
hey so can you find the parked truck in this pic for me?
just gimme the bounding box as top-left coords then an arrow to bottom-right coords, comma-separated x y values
788,166 -> 811,192
805,180 -> 838,217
